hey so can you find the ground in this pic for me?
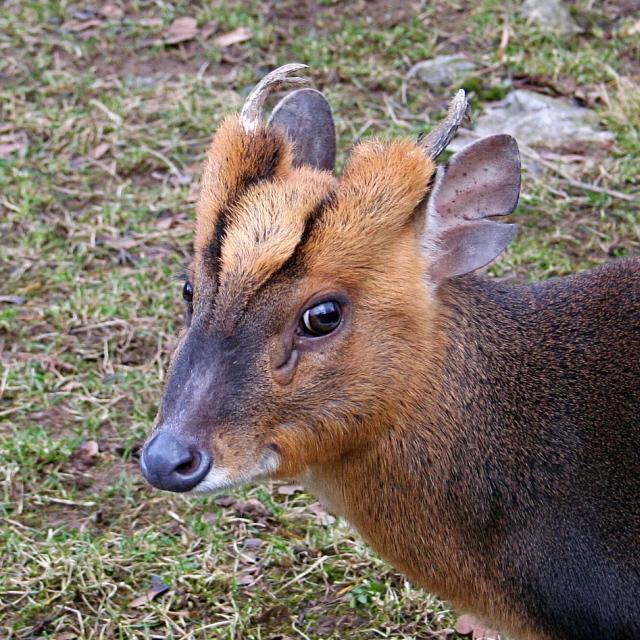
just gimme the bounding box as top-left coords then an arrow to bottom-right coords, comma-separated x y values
0,1 -> 638,638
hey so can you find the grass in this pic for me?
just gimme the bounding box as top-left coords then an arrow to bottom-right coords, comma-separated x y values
0,0 -> 638,638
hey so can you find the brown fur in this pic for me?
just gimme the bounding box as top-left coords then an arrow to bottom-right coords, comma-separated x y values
147,113 -> 640,640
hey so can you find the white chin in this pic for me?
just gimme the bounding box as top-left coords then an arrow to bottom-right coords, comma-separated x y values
188,448 -> 281,495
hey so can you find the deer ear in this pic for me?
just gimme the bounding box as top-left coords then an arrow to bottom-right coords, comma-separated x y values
424,134 -> 521,283
268,88 -> 336,171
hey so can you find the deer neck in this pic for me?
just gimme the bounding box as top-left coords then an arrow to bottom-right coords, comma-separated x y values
302,275 -> 540,630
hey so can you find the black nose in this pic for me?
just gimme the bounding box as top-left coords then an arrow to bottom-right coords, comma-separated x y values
140,432 -> 211,492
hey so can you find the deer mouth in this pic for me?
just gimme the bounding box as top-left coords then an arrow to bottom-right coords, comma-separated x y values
187,447 -> 282,495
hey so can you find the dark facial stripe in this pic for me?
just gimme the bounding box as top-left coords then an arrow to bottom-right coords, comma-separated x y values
224,190 -> 336,330
207,132 -> 284,287
274,190 -> 336,280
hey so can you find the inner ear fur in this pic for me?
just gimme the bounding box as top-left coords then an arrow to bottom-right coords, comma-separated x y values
424,134 -> 521,284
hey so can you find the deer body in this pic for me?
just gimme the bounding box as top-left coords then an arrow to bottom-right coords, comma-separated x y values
140,65 -> 640,640
308,263 -> 640,640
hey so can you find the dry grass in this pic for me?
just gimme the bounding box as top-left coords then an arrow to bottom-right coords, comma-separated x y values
1,1 -> 638,638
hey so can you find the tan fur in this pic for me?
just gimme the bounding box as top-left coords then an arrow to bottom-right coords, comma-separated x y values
307,139 -> 435,277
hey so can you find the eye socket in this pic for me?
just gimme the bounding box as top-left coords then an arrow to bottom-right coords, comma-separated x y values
300,301 -> 342,337
182,281 -> 193,303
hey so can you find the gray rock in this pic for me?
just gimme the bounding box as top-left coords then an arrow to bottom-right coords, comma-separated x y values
521,0 -> 580,35
453,90 -> 614,154
409,54 -> 477,88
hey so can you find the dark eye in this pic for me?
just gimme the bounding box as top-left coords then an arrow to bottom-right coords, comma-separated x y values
300,301 -> 342,337
182,281 -> 193,303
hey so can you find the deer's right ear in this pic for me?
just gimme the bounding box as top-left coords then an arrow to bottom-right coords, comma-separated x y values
423,134 -> 521,284
268,88 -> 336,172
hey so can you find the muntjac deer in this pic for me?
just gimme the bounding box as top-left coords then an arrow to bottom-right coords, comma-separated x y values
140,64 -> 640,640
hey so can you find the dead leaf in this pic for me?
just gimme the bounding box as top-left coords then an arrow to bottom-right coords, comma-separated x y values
0,132 -> 27,157
454,615 -> 501,639
0,295 -> 25,304
64,19 -> 103,32
277,483 -> 304,495
244,537 -> 264,549
156,216 -> 174,230
73,8 -> 97,20
251,604 -> 290,624
78,440 -> 99,457
215,495 -> 237,508
91,142 -> 110,160
213,26 -> 252,48
103,236 -> 137,250
99,4 -> 124,20
235,572 -> 256,586
60,381 -> 84,392
200,21 -> 218,40
307,501 -> 336,526
0,142 -> 25,157
234,498 -> 272,519
129,575 -> 170,608
164,16 -> 198,45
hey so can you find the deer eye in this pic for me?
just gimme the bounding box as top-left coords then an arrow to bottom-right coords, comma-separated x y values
182,281 -> 193,303
300,301 -> 342,337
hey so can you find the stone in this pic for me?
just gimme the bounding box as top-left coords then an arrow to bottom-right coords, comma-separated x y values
409,54 -> 477,88
521,0 -> 581,35
452,90 -> 614,156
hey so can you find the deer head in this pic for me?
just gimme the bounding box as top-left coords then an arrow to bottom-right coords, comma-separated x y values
140,64 -> 520,493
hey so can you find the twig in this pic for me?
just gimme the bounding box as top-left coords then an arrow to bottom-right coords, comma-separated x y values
44,497 -> 97,507
142,145 -> 183,178
524,150 -> 639,203
90,98 -> 123,126
85,157 -> 122,182
383,95 -> 412,128
274,556 -> 327,593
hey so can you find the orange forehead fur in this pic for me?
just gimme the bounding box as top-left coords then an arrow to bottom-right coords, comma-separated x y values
194,118 -> 437,304
216,169 -> 335,319
195,116 -> 294,256
307,139 -> 436,278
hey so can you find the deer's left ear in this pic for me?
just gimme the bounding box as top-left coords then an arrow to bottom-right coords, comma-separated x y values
268,88 -> 336,172
423,134 -> 521,284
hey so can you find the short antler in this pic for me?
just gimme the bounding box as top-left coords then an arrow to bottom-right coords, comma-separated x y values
240,63 -> 310,133
421,90 -> 470,160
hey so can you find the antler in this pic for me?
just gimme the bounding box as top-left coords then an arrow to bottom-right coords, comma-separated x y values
240,63 -> 311,133
421,90 -> 470,160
